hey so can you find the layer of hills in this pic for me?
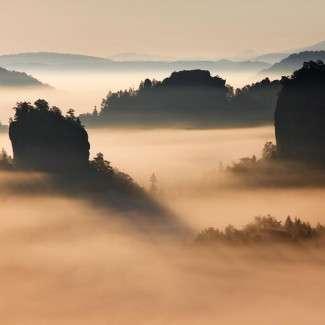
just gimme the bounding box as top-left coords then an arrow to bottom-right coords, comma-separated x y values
1,48 -> 325,82
0,52 -> 109,68
111,40 -> 325,64
0,38 -> 324,76
1,39 -> 325,79
261,51 -> 325,76
0,66 -> 48,88
254,40 -> 325,64
0,52 -> 270,73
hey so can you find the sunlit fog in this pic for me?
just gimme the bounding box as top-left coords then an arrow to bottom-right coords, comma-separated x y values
2,121 -> 325,323
1,1 -> 325,323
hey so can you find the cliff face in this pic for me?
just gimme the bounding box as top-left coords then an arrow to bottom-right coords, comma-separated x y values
275,61 -> 325,163
9,100 -> 90,171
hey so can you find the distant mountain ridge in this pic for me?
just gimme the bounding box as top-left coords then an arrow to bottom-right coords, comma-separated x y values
298,40 -> 325,52
254,53 -> 289,65
261,51 -> 325,76
0,52 -> 111,66
254,40 -> 325,64
0,52 -> 270,74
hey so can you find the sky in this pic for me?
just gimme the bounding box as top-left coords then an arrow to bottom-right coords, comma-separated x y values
0,0 -> 324,59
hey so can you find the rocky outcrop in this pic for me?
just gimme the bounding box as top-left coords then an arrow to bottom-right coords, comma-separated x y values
161,69 -> 227,89
9,100 -> 90,171
275,61 -> 325,163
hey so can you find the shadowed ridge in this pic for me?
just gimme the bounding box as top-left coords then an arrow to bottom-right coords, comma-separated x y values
0,66 -> 48,87
275,61 -> 325,163
80,69 -> 281,128
262,51 -> 325,75
8,100 -> 189,235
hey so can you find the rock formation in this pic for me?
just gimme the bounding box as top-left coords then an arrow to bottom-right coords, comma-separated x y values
275,61 -> 325,163
161,69 -> 227,89
9,100 -> 90,171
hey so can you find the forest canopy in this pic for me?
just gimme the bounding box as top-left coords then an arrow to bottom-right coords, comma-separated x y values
196,215 -> 325,246
80,70 -> 281,128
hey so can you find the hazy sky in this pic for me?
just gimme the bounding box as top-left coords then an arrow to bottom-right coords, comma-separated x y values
0,0 -> 324,59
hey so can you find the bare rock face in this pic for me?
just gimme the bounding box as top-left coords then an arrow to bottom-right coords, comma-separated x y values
9,100 -> 90,171
275,61 -> 325,163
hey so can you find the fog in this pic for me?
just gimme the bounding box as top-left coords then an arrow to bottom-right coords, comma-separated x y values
2,125 -> 325,230
1,170 -> 325,324
1,124 -> 325,323
87,127 -> 325,229
2,72 -> 325,323
88,126 -> 274,185
0,125 -> 274,184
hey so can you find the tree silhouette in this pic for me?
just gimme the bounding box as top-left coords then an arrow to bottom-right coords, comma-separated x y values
9,100 -> 90,171
262,141 -> 277,160
196,215 -> 325,246
80,70 -> 280,128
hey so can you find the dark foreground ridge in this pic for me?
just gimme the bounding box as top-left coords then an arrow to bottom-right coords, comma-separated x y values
80,69 -> 281,128
7,100 -> 186,232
